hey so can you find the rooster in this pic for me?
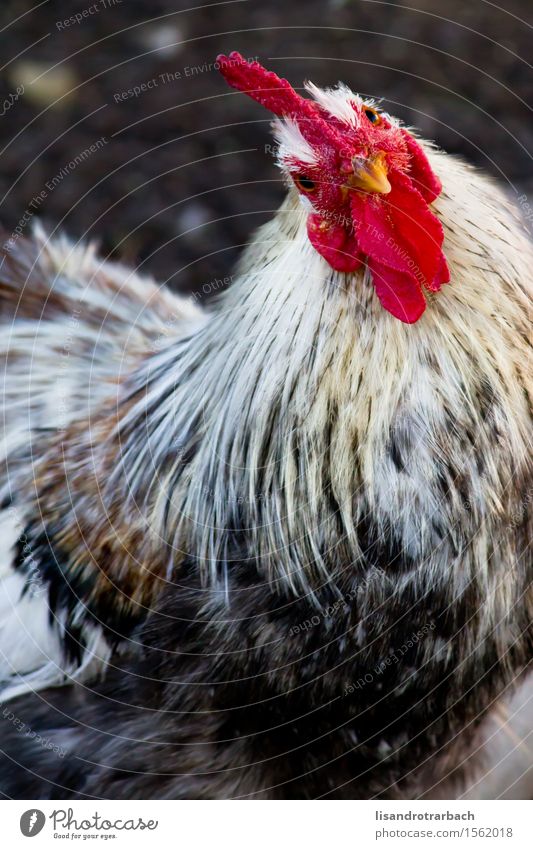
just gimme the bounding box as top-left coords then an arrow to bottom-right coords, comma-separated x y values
0,52 -> 530,799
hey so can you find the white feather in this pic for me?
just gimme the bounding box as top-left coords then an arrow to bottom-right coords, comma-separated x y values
305,80 -> 361,127
0,508 -> 64,694
273,117 -> 318,167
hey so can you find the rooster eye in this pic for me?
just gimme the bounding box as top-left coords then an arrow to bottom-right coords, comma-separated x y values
294,175 -> 316,193
364,106 -> 381,125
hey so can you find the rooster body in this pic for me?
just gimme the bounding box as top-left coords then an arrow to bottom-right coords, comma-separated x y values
0,57 -> 531,798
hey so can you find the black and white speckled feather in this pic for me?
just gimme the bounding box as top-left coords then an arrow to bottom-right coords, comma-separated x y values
0,90 -> 531,798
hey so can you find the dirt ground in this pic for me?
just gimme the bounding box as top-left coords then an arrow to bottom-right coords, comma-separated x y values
0,0 -> 531,296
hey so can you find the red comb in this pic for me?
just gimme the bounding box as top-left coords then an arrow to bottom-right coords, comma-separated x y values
217,52 -> 316,118
217,52 -> 343,151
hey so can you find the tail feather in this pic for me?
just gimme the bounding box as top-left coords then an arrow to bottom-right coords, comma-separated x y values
0,221 -> 206,463
1,222 -> 202,330
0,222 -> 205,700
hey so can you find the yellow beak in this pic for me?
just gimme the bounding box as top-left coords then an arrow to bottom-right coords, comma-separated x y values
347,151 -> 391,195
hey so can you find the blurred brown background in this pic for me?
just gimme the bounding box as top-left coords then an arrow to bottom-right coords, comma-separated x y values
0,0 -> 531,298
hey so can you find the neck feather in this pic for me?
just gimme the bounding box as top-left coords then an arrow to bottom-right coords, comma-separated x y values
112,157 -> 531,597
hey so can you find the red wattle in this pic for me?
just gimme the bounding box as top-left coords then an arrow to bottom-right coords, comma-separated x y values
349,173 -> 448,322
307,214 -> 363,273
401,130 -> 442,203
437,252 -> 451,285
366,258 -> 427,323
381,173 -> 446,291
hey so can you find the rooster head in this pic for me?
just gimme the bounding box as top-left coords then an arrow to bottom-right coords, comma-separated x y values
218,52 -> 450,323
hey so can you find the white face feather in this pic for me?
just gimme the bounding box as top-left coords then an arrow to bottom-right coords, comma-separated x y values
272,117 -> 318,168
297,193 -> 314,212
273,83 -> 362,172
304,80 -> 362,128
273,82 -> 402,175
